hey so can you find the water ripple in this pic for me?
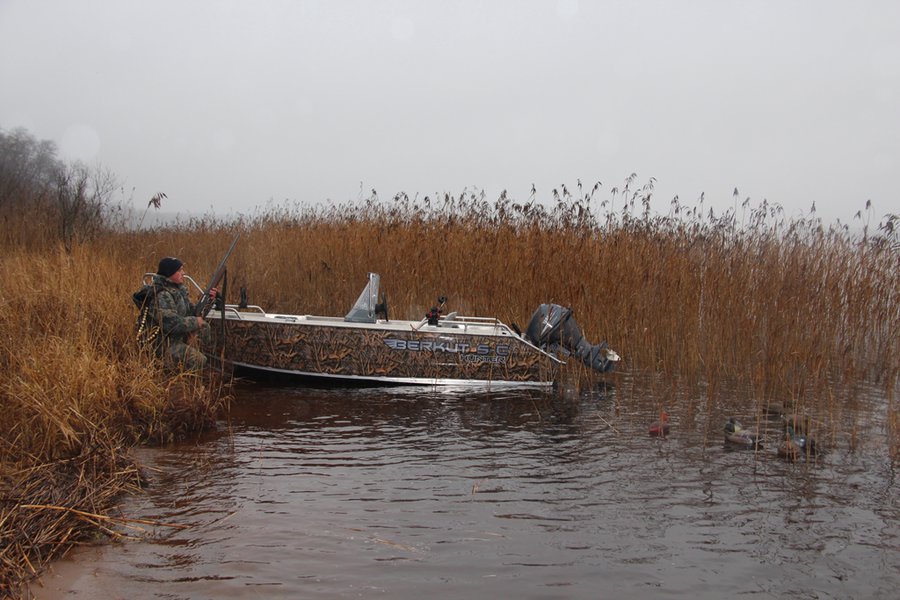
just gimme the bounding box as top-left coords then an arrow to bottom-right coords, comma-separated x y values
39,380 -> 900,600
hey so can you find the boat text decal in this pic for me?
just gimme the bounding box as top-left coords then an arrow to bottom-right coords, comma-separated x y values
384,338 -> 509,364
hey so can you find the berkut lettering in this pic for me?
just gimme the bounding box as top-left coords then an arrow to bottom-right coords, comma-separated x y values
384,338 -> 510,357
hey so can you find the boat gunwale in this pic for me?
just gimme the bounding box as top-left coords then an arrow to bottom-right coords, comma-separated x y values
228,360 -> 557,388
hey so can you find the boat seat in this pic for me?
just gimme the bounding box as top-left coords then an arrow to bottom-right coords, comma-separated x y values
440,312 -> 460,327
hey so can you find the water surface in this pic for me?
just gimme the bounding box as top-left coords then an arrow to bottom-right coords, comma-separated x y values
33,376 -> 898,599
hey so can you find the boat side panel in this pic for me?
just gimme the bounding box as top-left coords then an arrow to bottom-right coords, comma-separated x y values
205,320 -> 559,384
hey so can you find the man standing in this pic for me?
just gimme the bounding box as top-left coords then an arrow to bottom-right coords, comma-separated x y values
134,257 -> 217,371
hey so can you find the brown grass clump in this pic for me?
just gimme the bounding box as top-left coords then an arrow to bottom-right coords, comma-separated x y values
0,435 -> 141,589
0,245 -> 227,596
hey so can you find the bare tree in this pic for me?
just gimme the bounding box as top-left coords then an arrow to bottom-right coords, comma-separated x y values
54,162 -> 119,252
0,126 -> 62,211
1,126 -> 122,250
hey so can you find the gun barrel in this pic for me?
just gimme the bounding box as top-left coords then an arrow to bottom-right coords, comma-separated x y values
196,233 -> 240,317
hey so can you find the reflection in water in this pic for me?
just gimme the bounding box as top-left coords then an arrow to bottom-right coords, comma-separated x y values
34,377 -> 898,599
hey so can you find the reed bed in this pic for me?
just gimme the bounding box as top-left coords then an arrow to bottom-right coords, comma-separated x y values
144,192 -> 897,393
137,190 -> 896,454
0,246 -> 226,597
1,180 -> 897,595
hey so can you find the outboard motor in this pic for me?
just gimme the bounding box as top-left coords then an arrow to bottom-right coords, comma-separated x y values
524,304 -> 620,373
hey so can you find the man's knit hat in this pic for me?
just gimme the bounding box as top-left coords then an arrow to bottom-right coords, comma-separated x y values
157,257 -> 183,278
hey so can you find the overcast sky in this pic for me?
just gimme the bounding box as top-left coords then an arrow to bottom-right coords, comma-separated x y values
1,0 -> 897,225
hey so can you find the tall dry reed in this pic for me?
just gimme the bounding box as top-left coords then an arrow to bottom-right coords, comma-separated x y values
133,190 -> 897,455
141,192 -> 897,395
0,243 -> 226,596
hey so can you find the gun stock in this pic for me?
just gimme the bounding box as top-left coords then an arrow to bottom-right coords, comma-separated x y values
196,233 -> 240,318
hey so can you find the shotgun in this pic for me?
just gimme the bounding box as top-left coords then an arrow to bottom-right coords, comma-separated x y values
195,233 -> 240,318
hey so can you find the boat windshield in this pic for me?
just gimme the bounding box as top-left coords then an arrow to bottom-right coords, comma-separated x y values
344,273 -> 381,323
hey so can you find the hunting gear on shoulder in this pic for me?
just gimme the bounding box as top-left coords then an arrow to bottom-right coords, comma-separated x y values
132,256 -> 217,372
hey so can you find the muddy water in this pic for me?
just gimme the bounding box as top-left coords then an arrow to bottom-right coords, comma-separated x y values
32,376 -> 898,599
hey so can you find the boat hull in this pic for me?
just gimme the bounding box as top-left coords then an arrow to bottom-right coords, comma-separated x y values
203,314 -> 561,387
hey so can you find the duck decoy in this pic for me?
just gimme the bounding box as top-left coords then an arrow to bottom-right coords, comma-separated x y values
649,410 -> 670,437
782,414 -> 813,436
777,426 -> 818,460
723,417 -> 761,448
777,437 -> 801,461
762,401 -> 788,417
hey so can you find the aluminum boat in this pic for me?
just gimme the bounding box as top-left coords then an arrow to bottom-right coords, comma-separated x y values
200,273 -> 619,388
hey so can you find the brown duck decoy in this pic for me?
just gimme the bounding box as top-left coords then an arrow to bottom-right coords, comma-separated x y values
724,417 -> 761,448
777,426 -> 818,460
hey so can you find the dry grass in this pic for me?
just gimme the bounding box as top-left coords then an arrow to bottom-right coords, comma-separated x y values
0,437 -> 142,589
0,245 -> 227,596
0,182 -> 897,595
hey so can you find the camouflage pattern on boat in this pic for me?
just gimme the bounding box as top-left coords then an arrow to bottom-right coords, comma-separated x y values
203,316 -> 561,386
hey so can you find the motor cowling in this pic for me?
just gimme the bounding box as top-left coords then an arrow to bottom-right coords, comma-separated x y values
524,304 -> 619,373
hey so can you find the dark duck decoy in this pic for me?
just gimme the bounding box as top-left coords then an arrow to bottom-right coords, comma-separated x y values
762,401 -> 789,417
649,410 -> 670,437
723,417 -> 761,448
